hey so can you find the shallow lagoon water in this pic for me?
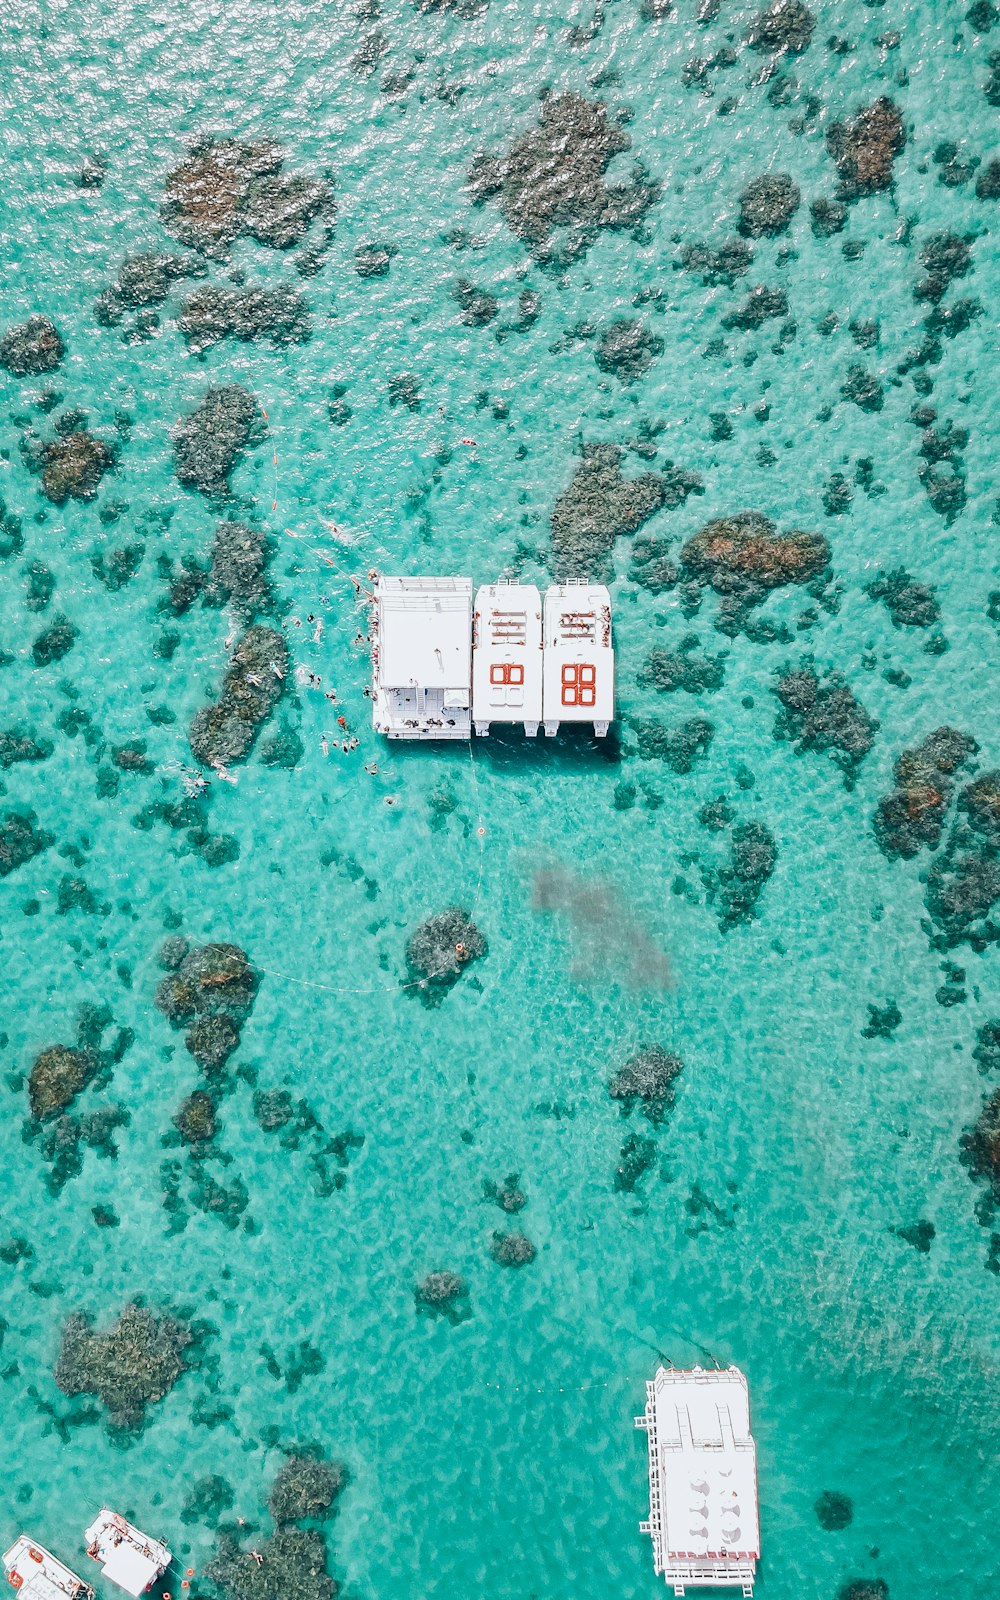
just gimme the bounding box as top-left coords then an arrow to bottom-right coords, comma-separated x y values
1,2 -> 998,1597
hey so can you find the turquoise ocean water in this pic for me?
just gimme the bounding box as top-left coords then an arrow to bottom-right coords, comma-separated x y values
1,2 -> 998,1597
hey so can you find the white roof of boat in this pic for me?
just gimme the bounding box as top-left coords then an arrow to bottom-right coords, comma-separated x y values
378,577 -> 471,689
3,1539 -> 88,1600
648,1367 -> 759,1565
83,1511 -> 170,1598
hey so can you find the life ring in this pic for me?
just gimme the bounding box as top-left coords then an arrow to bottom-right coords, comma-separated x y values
9,1573 -> 23,1589
28,1552 -> 43,1565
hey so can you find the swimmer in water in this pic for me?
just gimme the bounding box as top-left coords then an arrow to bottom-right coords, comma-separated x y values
321,734 -> 329,757
364,761 -> 378,775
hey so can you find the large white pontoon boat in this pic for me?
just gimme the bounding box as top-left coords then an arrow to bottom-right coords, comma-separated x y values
371,573 -> 614,741
2,1538 -> 93,1600
83,1511 -> 171,1598
636,1366 -> 760,1596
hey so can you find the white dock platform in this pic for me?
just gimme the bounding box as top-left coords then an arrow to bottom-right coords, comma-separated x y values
3,1538 -> 93,1600
471,582 -> 543,736
84,1510 -> 170,1598
541,581 -> 613,738
371,575 -> 472,740
635,1366 -> 759,1597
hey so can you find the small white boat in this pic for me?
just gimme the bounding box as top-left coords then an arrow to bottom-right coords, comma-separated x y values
2,1538 -> 93,1600
83,1511 -> 171,1598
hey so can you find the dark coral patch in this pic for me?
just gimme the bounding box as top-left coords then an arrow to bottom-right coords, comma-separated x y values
21,416 -> 114,504
703,820 -> 777,931
678,512 -> 830,635
0,316 -> 65,375
594,319 -> 664,383
865,568 -> 940,629
188,625 -> 288,767
469,92 -> 659,265
746,0 -> 815,53
632,715 -> 714,773
873,728 -> 976,859
0,809 -> 53,877
54,1303 -> 192,1432
772,664 -> 877,786
414,1270 -> 470,1321
826,98 -> 905,197
177,285 -> 310,352
551,443 -> 666,579
161,137 -> 331,258
174,386 -> 265,499
738,174 -> 800,238
95,253 -> 195,326
609,1046 -> 682,1124
638,637 -> 726,695
405,908 -> 485,1004
489,1230 -> 536,1266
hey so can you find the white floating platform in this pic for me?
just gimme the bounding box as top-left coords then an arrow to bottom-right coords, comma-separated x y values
472,582 -> 543,737
3,1539 -> 93,1600
636,1366 -> 759,1597
371,575 -> 473,740
371,574 -> 614,741
541,581 -> 613,738
84,1510 -> 171,1599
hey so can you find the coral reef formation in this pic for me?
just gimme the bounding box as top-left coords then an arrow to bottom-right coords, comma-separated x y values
827,99 -> 905,197
161,137 -> 332,257
738,174 -> 800,237
594,319 -> 664,383
177,285 -> 311,352
0,809 -> 53,877
772,664 -> 878,786
678,512 -> 830,635
202,521 -> 276,617
723,285 -> 788,331
28,1046 -> 96,1121
702,820 -> 778,931
745,0 -> 815,54
865,568 -> 940,630
189,626 -> 288,767
414,1270 -> 471,1322
469,92 -> 659,265
155,941 -> 260,1034
614,1132 -> 658,1193
269,1454 -> 348,1525
609,1046 -> 683,1124
0,315 -> 65,375
405,908 -> 486,1003
483,1172 -> 528,1212
679,238 -> 753,285
631,715 -> 714,773
54,1303 -> 192,1431
21,412 -> 114,503
95,253 -> 195,328
874,728 -> 976,859
489,1231 -> 536,1266
550,443 -> 665,579
174,386 -> 265,499
638,636 -> 726,695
